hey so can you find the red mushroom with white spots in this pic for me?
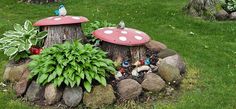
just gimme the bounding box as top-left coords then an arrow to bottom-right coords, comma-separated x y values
34,15 -> 89,47
93,21 -> 151,64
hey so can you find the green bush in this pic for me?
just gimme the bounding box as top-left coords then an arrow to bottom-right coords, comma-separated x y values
28,41 -> 116,92
84,21 -> 115,45
221,0 -> 236,12
0,20 -> 47,61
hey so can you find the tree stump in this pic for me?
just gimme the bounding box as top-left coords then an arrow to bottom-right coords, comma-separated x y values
183,0 -> 219,19
101,42 -> 147,64
34,16 -> 89,48
101,42 -> 130,63
44,24 -> 85,48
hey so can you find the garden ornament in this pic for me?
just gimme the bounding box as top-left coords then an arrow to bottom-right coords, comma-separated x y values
55,5 -> 67,16
93,21 -> 151,64
145,57 -> 151,65
131,65 -> 151,77
122,60 -> 130,68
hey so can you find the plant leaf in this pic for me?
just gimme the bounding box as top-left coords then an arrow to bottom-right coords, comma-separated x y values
76,76 -> 81,85
100,77 -> 107,86
14,24 -> 24,32
84,81 -> 92,92
24,20 -> 33,31
38,74 -> 48,84
37,31 -> 47,39
4,47 -> 18,56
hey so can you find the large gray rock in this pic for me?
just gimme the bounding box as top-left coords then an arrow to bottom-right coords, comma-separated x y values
83,85 -> 116,108
158,49 -> 177,59
162,54 -> 186,74
63,87 -> 83,107
141,73 -> 165,92
44,84 -> 62,105
14,69 -> 31,97
25,81 -> 44,101
215,9 -> 229,20
229,12 -> 236,20
145,40 -> 167,52
158,61 -> 182,84
3,61 -> 29,82
118,79 -> 142,100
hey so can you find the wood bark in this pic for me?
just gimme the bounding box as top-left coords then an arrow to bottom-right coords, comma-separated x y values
101,42 -> 147,64
130,46 -> 147,64
184,0 -> 219,19
43,24 -> 85,48
101,42 -> 130,63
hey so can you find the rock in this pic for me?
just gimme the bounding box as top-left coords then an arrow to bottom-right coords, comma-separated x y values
158,49 -> 177,59
63,87 -> 83,107
14,69 -> 31,97
229,12 -> 236,20
25,81 -> 44,101
162,54 -> 186,74
158,61 -> 182,84
141,73 -> 165,92
3,61 -> 29,82
215,9 -> 229,20
118,79 -> 142,100
145,40 -> 167,52
44,84 -> 62,105
83,85 -> 116,108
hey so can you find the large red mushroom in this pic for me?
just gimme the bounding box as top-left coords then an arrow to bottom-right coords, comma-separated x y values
93,21 -> 151,64
34,15 -> 89,47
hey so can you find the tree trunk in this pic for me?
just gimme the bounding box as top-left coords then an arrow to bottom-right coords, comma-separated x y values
20,0 -> 62,4
130,46 -> 147,64
43,24 -> 85,48
101,42 -> 147,64
101,42 -> 130,63
184,0 -> 219,19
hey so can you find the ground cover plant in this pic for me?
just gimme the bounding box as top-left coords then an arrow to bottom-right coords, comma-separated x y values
28,41 -> 116,92
0,0 -> 235,109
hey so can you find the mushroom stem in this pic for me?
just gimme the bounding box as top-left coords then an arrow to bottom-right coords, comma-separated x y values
117,20 -> 125,29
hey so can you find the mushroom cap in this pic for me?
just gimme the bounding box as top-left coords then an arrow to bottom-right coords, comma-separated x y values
93,27 -> 151,46
33,15 -> 89,26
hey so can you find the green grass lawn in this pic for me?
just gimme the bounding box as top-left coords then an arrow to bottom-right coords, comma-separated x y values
0,0 -> 235,108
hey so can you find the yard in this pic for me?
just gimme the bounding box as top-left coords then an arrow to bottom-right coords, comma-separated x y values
0,0 -> 235,108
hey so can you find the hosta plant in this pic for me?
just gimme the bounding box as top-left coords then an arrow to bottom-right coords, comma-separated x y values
221,0 -> 236,12
84,21 -> 115,45
28,41 -> 116,92
0,20 -> 47,61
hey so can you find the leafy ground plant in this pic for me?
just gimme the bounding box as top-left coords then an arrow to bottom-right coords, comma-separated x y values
28,41 -> 116,92
0,20 -> 47,61
84,21 -> 115,45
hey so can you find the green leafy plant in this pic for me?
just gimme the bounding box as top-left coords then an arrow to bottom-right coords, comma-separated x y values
0,20 -> 47,61
28,41 -> 116,92
221,0 -> 236,12
84,21 -> 116,45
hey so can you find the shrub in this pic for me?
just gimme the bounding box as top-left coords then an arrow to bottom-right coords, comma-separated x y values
221,0 -> 236,12
28,41 -> 116,92
0,20 -> 47,61
84,21 -> 115,45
